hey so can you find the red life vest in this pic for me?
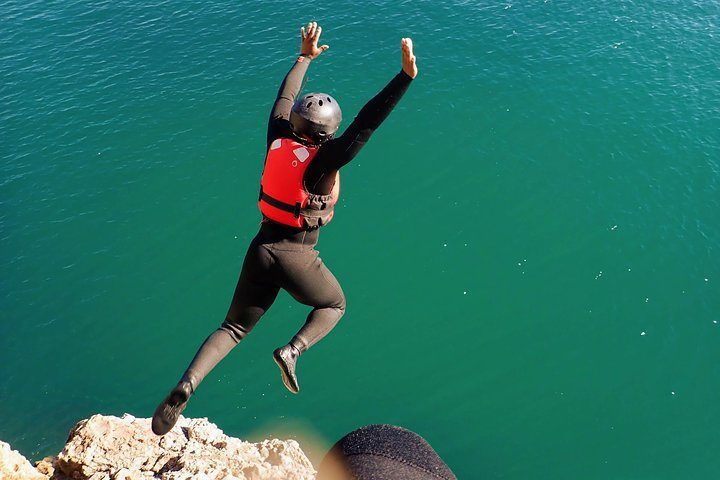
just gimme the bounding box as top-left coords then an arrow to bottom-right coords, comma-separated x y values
258,137 -> 340,229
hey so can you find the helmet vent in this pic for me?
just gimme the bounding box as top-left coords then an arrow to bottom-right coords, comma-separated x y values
326,97 -> 332,103
318,99 -> 324,106
307,102 -> 312,108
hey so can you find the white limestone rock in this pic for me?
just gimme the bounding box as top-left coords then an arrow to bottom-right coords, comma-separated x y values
54,414 -> 315,480
0,440 -> 47,480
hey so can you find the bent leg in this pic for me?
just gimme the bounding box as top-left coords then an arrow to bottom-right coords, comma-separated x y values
273,248 -> 346,353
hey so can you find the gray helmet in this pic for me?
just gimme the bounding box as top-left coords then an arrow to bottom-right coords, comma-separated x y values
289,93 -> 342,145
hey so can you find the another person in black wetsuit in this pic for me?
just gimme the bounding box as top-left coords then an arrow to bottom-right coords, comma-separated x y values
151,22 -> 417,436
317,424 -> 457,480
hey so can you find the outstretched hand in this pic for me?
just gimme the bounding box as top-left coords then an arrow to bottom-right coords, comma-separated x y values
300,21 -> 329,59
401,38 -> 417,78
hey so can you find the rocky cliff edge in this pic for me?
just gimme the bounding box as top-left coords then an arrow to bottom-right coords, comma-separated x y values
0,414 -> 315,480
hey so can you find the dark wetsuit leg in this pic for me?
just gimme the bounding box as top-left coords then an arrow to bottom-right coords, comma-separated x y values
267,245 -> 346,353
178,225 -> 345,388
182,235 -> 279,387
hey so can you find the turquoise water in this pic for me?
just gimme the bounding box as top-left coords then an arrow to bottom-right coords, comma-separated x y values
2,1 -> 719,477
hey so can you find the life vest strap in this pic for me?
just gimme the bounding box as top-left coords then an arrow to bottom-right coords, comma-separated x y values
260,189 -> 300,217
259,188 -> 333,219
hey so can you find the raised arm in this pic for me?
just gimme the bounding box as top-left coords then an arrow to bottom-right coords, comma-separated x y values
267,22 -> 329,149
335,38 -> 416,150
305,38 -> 418,191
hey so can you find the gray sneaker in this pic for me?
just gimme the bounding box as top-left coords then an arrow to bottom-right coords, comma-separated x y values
273,344 -> 301,394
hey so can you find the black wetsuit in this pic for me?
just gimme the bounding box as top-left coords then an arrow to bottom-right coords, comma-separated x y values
180,56 -> 413,389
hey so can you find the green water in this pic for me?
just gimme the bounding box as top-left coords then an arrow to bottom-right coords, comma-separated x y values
2,1 -> 719,477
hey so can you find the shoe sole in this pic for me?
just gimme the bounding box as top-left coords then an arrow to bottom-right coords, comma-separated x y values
273,351 -> 299,394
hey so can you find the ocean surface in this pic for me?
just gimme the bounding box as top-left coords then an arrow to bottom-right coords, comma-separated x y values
2,1 -> 719,478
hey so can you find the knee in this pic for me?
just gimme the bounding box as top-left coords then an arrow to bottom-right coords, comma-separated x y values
219,320 -> 247,343
319,290 -> 346,317
222,305 -> 267,341
333,291 -> 347,316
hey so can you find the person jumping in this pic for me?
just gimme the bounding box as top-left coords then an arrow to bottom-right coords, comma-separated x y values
152,21 -> 417,436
